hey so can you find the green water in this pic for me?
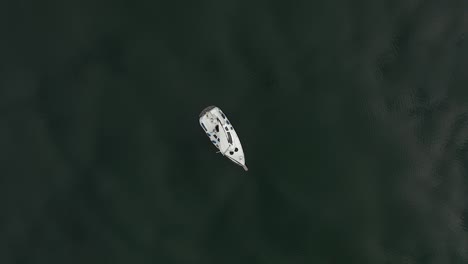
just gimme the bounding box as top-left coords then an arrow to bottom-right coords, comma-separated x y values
1,0 -> 467,263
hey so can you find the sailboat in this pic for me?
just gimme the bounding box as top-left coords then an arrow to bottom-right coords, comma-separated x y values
199,105 -> 248,171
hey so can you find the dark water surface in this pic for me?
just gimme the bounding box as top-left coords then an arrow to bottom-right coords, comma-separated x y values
1,0 -> 468,263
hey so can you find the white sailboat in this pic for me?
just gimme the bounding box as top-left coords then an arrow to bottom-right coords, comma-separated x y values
199,106 -> 248,171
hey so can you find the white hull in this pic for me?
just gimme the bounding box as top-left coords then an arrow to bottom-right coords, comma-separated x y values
199,106 -> 248,171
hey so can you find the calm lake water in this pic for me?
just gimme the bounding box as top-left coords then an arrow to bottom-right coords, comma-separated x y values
1,0 -> 467,263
